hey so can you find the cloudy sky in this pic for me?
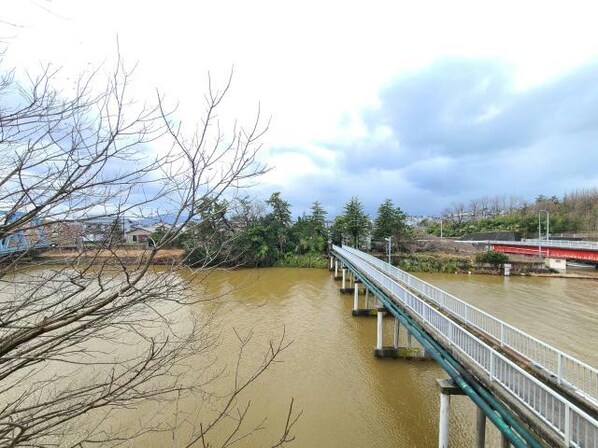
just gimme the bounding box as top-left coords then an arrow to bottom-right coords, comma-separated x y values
3,0 -> 598,217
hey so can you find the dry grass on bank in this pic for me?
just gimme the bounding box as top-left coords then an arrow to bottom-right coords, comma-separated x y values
40,248 -> 185,264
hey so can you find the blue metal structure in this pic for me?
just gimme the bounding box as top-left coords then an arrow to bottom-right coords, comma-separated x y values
0,211 -> 49,256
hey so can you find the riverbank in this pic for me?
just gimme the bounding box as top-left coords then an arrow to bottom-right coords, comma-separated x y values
37,247 -> 185,265
529,272 -> 598,280
36,248 -> 576,276
377,236 -> 554,275
36,248 -> 330,269
375,252 -> 551,275
274,253 -> 328,268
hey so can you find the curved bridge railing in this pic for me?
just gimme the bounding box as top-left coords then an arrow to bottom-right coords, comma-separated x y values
518,240 -> 598,251
333,245 -> 598,448
341,245 -> 598,406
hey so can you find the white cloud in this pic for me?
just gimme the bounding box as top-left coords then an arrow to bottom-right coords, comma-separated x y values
3,0 -> 598,214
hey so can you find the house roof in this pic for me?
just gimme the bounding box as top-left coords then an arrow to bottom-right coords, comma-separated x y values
125,227 -> 153,235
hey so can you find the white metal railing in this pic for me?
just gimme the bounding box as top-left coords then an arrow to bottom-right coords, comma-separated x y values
496,239 -> 598,251
341,245 -> 598,406
333,246 -> 598,448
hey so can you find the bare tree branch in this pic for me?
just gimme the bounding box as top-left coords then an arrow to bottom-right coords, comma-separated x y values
0,55 -> 297,448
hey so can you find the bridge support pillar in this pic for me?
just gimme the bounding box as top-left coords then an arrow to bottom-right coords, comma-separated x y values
329,256 -> 334,270
439,391 -> 450,448
352,284 -> 375,316
340,269 -> 355,294
476,406 -> 486,448
393,317 -> 400,349
341,268 -> 357,294
334,259 -> 338,277
374,308 -> 407,356
545,257 -> 566,273
436,379 -> 465,448
376,307 -> 384,350
365,288 -> 369,308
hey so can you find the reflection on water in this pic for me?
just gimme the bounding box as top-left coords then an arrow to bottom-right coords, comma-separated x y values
130,268 -> 596,447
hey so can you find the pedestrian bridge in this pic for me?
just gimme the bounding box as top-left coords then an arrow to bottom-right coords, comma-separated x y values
331,245 -> 597,448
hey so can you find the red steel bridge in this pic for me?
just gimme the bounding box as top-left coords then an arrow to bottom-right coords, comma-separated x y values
485,239 -> 598,263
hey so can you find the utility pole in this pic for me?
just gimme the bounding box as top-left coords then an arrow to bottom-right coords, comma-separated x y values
440,218 -> 443,240
538,213 -> 542,257
538,210 -> 550,257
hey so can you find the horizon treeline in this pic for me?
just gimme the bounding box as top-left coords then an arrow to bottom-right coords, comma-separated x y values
163,193 -> 409,268
161,188 -> 597,267
427,188 -> 598,238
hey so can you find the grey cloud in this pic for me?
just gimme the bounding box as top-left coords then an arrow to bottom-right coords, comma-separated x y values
264,59 -> 598,216
344,59 -> 598,170
372,59 -> 515,153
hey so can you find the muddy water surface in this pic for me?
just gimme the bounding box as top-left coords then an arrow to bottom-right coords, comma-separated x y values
137,268 -> 597,448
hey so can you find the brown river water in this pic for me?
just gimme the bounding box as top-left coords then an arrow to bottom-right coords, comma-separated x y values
127,268 -> 597,448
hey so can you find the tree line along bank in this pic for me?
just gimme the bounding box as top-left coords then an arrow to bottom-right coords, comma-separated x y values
162,189 -> 596,272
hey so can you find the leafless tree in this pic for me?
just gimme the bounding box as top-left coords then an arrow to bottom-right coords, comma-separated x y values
467,194 -> 525,219
489,195 -> 505,217
0,58 -> 299,447
477,196 -> 491,219
506,194 -> 526,215
561,188 -> 598,232
443,201 -> 467,225
468,197 -> 481,220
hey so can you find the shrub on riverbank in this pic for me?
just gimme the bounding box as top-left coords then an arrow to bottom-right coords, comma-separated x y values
397,253 -> 473,273
475,250 -> 509,265
274,253 -> 328,268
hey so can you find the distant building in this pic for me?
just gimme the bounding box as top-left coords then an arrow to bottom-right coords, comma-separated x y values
43,215 -> 126,248
406,215 -> 433,227
125,228 -> 153,245
0,210 -> 47,251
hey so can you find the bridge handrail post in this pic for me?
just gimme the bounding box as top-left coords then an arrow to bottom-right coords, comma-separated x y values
564,403 -> 570,446
557,353 -> 562,385
500,323 -> 505,347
